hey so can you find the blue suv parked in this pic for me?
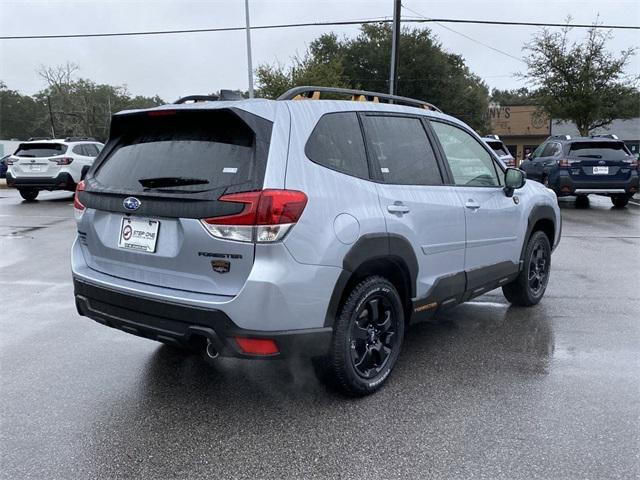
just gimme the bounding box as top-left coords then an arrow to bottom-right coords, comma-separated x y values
520,134 -> 639,207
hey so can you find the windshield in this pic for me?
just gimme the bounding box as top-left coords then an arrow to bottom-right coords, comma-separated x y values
94,110 -> 267,194
568,142 -> 631,160
15,143 -> 67,158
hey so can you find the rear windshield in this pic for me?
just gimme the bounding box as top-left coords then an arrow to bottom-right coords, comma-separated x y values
569,142 -> 631,160
15,143 -> 67,157
94,110 -> 270,194
486,141 -> 510,157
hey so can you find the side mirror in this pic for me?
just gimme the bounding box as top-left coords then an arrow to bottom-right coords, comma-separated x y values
504,168 -> 526,197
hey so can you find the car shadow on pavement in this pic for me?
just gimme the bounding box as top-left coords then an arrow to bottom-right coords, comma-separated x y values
83,300 -> 556,478
129,297 -> 556,404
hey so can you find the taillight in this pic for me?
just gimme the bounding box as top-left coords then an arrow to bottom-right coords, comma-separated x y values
50,157 -> 73,165
73,180 -> 86,219
5,157 -> 14,165
558,158 -> 578,168
235,337 -> 279,355
201,189 -> 307,243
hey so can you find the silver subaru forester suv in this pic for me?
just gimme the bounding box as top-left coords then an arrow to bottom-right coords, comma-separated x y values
72,87 -> 561,396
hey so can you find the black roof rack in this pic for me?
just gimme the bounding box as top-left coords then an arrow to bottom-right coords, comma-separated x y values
65,136 -> 97,142
174,94 -> 219,104
173,90 -> 246,105
277,86 -> 442,113
590,134 -> 619,140
547,134 -> 572,141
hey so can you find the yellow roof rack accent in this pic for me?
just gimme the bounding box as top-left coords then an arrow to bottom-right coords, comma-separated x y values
279,86 -> 441,113
292,91 -> 321,100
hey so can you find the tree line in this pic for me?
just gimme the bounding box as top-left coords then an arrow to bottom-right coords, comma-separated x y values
1,22 -> 637,141
1,63 -> 163,141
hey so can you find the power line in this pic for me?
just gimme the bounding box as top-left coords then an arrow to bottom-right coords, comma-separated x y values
402,5 -> 524,63
1,17 -> 638,41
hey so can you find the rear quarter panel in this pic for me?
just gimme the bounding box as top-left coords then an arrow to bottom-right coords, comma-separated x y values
281,102 -> 386,267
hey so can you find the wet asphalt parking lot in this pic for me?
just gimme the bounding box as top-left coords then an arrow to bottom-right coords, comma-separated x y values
1,187 -> 639,480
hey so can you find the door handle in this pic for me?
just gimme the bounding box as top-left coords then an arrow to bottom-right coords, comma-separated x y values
465,200 -> 480,210
387,204 -> 410,214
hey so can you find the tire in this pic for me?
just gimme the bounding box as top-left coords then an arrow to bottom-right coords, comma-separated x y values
320,276 -> 405,396
542,175 -> 550,188
503,230 -> 551,307
18,189 -> 39,201
611,195 -> 629,208
575,194 -> 590,208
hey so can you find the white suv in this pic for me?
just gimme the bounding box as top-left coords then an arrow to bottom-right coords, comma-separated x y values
6,137 -> 104,201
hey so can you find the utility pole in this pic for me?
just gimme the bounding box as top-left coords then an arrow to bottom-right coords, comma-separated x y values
245,0 -> 254,98
46,95 -> 56,138
389,0 -> 401,96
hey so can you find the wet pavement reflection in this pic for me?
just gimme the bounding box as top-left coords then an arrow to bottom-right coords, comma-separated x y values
1,190 -> 638,479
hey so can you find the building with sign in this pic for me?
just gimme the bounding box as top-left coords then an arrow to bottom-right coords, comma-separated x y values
487,105 -> 551,163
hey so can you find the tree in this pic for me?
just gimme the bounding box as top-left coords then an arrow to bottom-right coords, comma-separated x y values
34,63 -> 164,141
490,87 -> 534,106
521,21 -> 639,136
0,81 -> 49,139
256,44 -> 350,100
256,24 -> 490,131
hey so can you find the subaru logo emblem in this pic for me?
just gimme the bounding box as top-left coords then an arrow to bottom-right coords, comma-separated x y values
123,197 -> 141,211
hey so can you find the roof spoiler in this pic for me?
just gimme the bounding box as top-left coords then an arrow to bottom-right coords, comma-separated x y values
174,90 -> 245,104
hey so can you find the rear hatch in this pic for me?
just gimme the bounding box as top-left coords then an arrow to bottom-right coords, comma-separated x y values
10,143 -> 68,177
566,141 -> 635,181
76,108 -> 273,297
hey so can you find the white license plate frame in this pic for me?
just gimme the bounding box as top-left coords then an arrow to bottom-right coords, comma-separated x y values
117,217 -> 160,253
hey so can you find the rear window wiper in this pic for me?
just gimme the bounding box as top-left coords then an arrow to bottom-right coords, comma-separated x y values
138,176 -> 210,188
576,154 -> 602,158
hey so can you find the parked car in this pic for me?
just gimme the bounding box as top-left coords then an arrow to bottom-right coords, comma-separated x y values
520,134 -> 639,207
0,154 -> 9,178
5,137 -> 104,201
482,134 -> 516,167
71,86 -> 561,396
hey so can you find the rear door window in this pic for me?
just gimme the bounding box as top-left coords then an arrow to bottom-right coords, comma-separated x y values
72,145 -> 89,156
487,141 -> 509,157
305,112 -> 369,179
541,142 -> 562,157
94,109 -> 270,194
85,144 -> 100,156
15,143 -> 67,157
361,115 -> 443,185
568,142 -> 631,160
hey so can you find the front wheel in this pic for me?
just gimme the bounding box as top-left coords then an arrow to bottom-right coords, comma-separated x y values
611,195 -> 629,208
503,230 -> 551,306
320,276 -> 405,396
18,189 -> 39,201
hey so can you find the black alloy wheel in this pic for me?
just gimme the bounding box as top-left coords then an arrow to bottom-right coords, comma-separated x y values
502,230 -> 552,306
528,240 -> 549,297
318,275 -> 405,396
349,295 -> 398,379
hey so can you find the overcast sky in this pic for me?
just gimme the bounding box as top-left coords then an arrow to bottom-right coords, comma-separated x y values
1,0 -> 639,101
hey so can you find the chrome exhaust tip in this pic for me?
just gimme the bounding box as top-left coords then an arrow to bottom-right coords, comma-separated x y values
206,339 -> 219,359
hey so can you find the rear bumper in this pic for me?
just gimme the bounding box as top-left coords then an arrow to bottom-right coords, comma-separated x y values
73,278 -> 333,359
548,170 -> 639,197
5,172 -> 76,190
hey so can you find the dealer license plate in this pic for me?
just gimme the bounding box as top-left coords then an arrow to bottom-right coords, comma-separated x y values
118,217 -> 160,253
